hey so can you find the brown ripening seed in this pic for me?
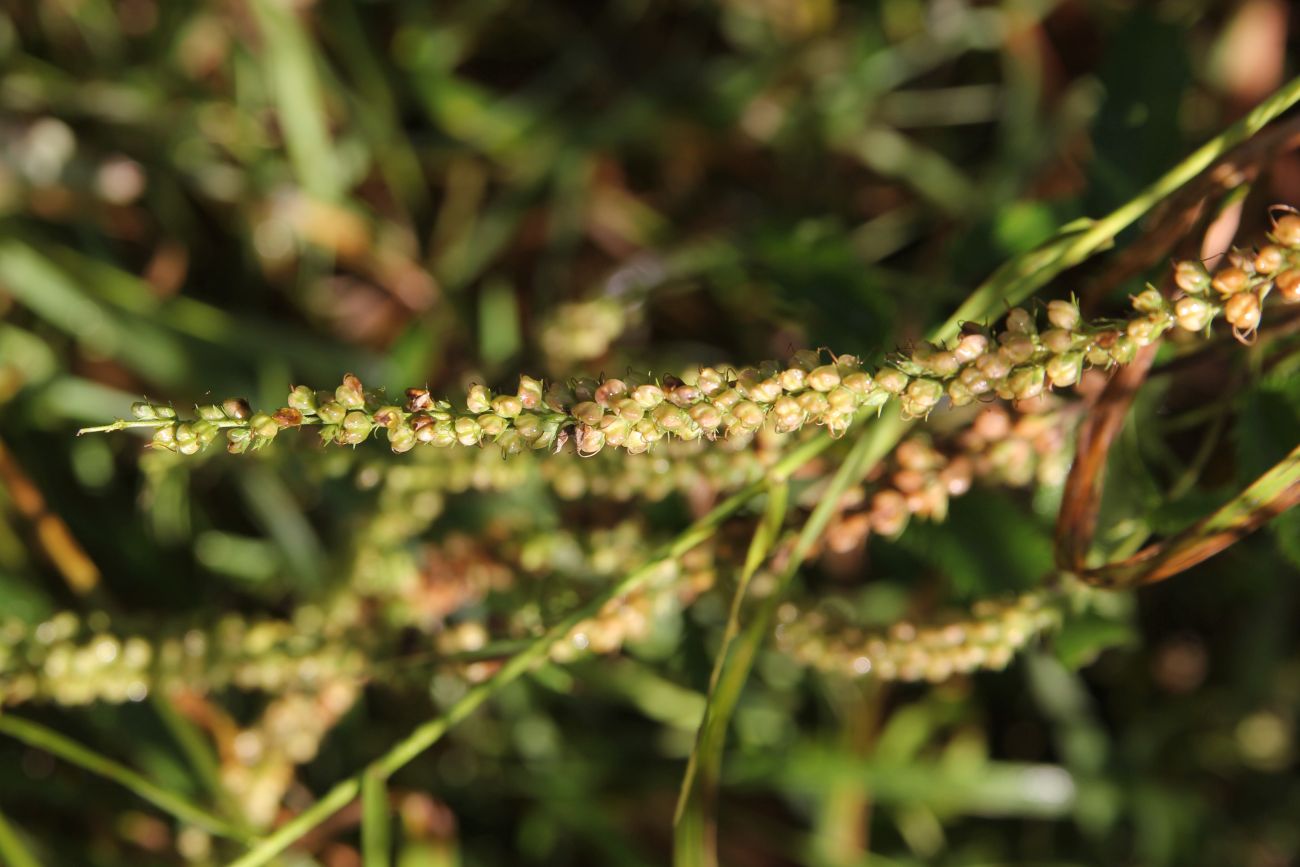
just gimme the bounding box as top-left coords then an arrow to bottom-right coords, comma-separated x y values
273,407 -> 304,428
1274,214 -> 1300,247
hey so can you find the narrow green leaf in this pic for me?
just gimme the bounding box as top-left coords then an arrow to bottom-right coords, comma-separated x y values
674,479 -> 788,867
0,808 -> 41,867
362,768 -> 390,867
0,715 -> 246,842
249,0 -> 344,201
674,408 -> 907,867
227,432 -> 843,867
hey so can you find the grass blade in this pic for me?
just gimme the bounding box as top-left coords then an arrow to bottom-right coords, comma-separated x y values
362,768 -> 390,867
226,432 -> 843,867
249,0 -> 343,201
0,714 -> 247,842
1083,442 -> 1300,588
674,479 -> 788,867
225,73 -> 1300,867
0,808 -> 42,867
674,408 -> 907,867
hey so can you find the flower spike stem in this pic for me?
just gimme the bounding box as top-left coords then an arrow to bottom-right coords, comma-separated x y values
226,431 -> 842,867
0,714 -> 249,843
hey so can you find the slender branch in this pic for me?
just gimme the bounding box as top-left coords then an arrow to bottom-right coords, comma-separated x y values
0,808 -> 42,867
361,769 -> 390,867
674,479 -> 789,867
222,73 -> 1300,865
1054,344 -> 1158,571
673,408 -> 907,867
225,430 -> 842,867
1081,443 -> 1300,588
0,714 -> 249,842
937,72 -> 1300,341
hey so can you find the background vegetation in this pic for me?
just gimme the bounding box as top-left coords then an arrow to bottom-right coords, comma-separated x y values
1,1 -> 1300,865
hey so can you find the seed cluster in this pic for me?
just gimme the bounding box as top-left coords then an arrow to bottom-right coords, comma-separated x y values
0,611 -> 368,706
774,591 -> 1062,682
109,233 -> 1299,461
1171,214 -> 1300,338
221,684 -> 360,829
54,214 -> 1300,708
823,401 -> 1077,553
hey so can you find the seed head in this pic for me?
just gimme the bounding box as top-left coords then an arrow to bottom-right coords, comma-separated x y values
222,398 -> 251,420
1255,245 -> 1285,275
730,400 -> 766,431
1273,214 -> 1300,247
1006,365 -> 1045,401
696,367 -> 727,395
807,365 -> 841,392
1005,307 -> 1036,335
975,353 -> 1011,380
599,415 -> 631,446
243,414 -> 275,439
226,428 -> 251,454
466,385 -> 492,414
1046,299 -> 1081,331
1045,352 -> 1083,388
958,365 -> 991,395
454,417 -> 482,446
1174,295 -> 1212,331
1174,260 -> 1211,294
772,396 -> 805,432
1040,328 -> 1075,354
388,426 -> 416,454
1108,335 -> 1138,365
669,384 -> 702,407
317,401 -> 345,425
575,425 -> 605,456
1276,269 -> 1300,304
273,407 -> 304,428
405,388 -> 433,411
632,384 -> 665,409
1132,287 -> 1166,314
946,379 -> 974,407
688,403 -> 723,432
572,401 -> 604,426
151,425 -> 176,450
953,332 -> 989,363
336,374 -> 366,409
191,420 -> 219,446
517,376 -> 544,409
875,368 -> 909,394
339,411 -> 371,444
1224,291 -> 1262,333
288,386 -> 318,414
1211,267 -> 1249,298
651,403 -> 688,431
478,414 -> 507,437
906,378 -> 944,410
491,395 -> 523,418
594,379 -> 627,408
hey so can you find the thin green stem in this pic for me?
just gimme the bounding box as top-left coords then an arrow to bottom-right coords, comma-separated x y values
0,714 -> 249,842
226,431 -> 841,867
674,479 -> 789,867
0,808 -> 42,867
224,73 -> 1300,866
361,768 -> 390,867
673,408 -> 907,867
1084,442 -> 1300,588
151,696 -> 250,835
937,72 -> 1300,342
